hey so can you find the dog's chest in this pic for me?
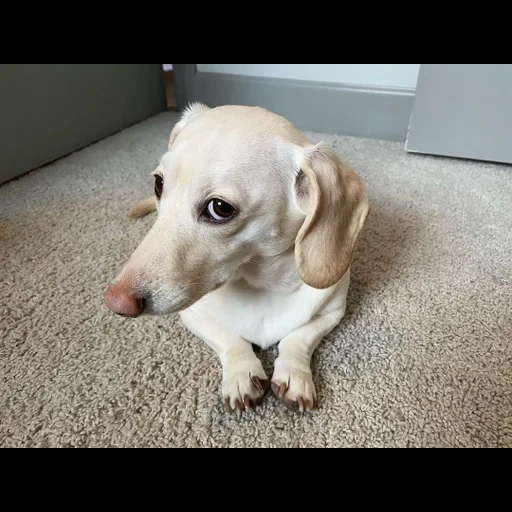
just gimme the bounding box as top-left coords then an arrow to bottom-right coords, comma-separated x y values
193,279 -> 329,348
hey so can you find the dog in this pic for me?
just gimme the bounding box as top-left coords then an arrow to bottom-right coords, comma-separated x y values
104,103 -> 370,413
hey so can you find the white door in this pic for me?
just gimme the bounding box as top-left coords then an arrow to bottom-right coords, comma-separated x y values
406,64 -> 512,165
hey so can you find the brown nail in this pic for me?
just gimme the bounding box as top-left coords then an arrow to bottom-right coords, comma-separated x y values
251,375 -> 263,391
252,395 -> 265,407
271,381 -> 287,398
282,398 -> 299,411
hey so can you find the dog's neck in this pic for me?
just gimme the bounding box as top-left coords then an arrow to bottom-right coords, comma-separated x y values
231,247 -> 303,292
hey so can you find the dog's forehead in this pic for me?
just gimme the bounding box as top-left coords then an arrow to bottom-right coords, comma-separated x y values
161,126 -> 298,187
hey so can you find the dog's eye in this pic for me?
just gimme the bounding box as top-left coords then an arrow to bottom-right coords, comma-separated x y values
204,198 -> 237,223
154,175 -> 163,200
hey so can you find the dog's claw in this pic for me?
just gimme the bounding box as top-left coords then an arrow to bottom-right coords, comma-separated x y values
271,382 -> 288,398
224,390 -> 266,414
224,370 -> 270,414
281,395 -> 315,413
282,397 -> 299,411
272,380 -> 315,413
251,375 -> 270,392
251,375 -> 263,391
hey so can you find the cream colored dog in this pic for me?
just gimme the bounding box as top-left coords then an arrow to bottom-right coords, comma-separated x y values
104,103 -> 370,413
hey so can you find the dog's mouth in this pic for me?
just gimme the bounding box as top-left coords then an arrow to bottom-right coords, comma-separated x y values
141,279 -> 229,316
140,294 -> 192,316
139,281 -> 223,316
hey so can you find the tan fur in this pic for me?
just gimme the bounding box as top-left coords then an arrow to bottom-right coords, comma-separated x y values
295,143 -> 370,289
168,102 -> 211,148
107,103 -> 371,412
127,196 -> 156,218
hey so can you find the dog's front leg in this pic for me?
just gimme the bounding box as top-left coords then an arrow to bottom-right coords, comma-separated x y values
180,309 -> 270,413
271,307 -> 346,413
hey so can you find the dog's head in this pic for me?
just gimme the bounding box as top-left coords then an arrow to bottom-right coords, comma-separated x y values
104,104 -> 370,317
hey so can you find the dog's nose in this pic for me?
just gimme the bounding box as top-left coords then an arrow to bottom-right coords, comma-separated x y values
104,281 -> 145,318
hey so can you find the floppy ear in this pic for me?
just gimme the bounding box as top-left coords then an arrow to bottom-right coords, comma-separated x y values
168,102 -> 210,148
294,143 -> 370,289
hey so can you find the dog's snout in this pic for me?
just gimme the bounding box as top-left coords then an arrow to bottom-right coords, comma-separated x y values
104,280 -> 145,318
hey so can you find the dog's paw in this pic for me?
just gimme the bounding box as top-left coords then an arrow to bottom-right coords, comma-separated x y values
127,197 -> 156,219
222,360 -> 270,414
271,358 -> 317,412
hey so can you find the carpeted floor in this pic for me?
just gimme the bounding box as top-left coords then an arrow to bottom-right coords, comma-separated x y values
1,111 -> 511,448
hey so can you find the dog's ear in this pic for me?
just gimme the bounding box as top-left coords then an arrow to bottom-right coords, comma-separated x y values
168,102 -> 210,148
294,143 -> 370,289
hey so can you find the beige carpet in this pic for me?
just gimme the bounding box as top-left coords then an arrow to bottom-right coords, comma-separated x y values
1,111 -> 511,448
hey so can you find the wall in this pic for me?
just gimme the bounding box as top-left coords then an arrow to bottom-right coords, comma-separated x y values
175,64 -> 418,141
197,64 -> 420,89
0,64 -> 167,184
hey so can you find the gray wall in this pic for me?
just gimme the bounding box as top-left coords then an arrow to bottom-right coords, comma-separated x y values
197,64 -> 421,88
0,64 -> 167,184
174,65 -> 416,142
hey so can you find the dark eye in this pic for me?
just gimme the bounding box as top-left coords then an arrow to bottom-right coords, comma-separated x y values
204,198 -> 237,222
154,175 -> 163,200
